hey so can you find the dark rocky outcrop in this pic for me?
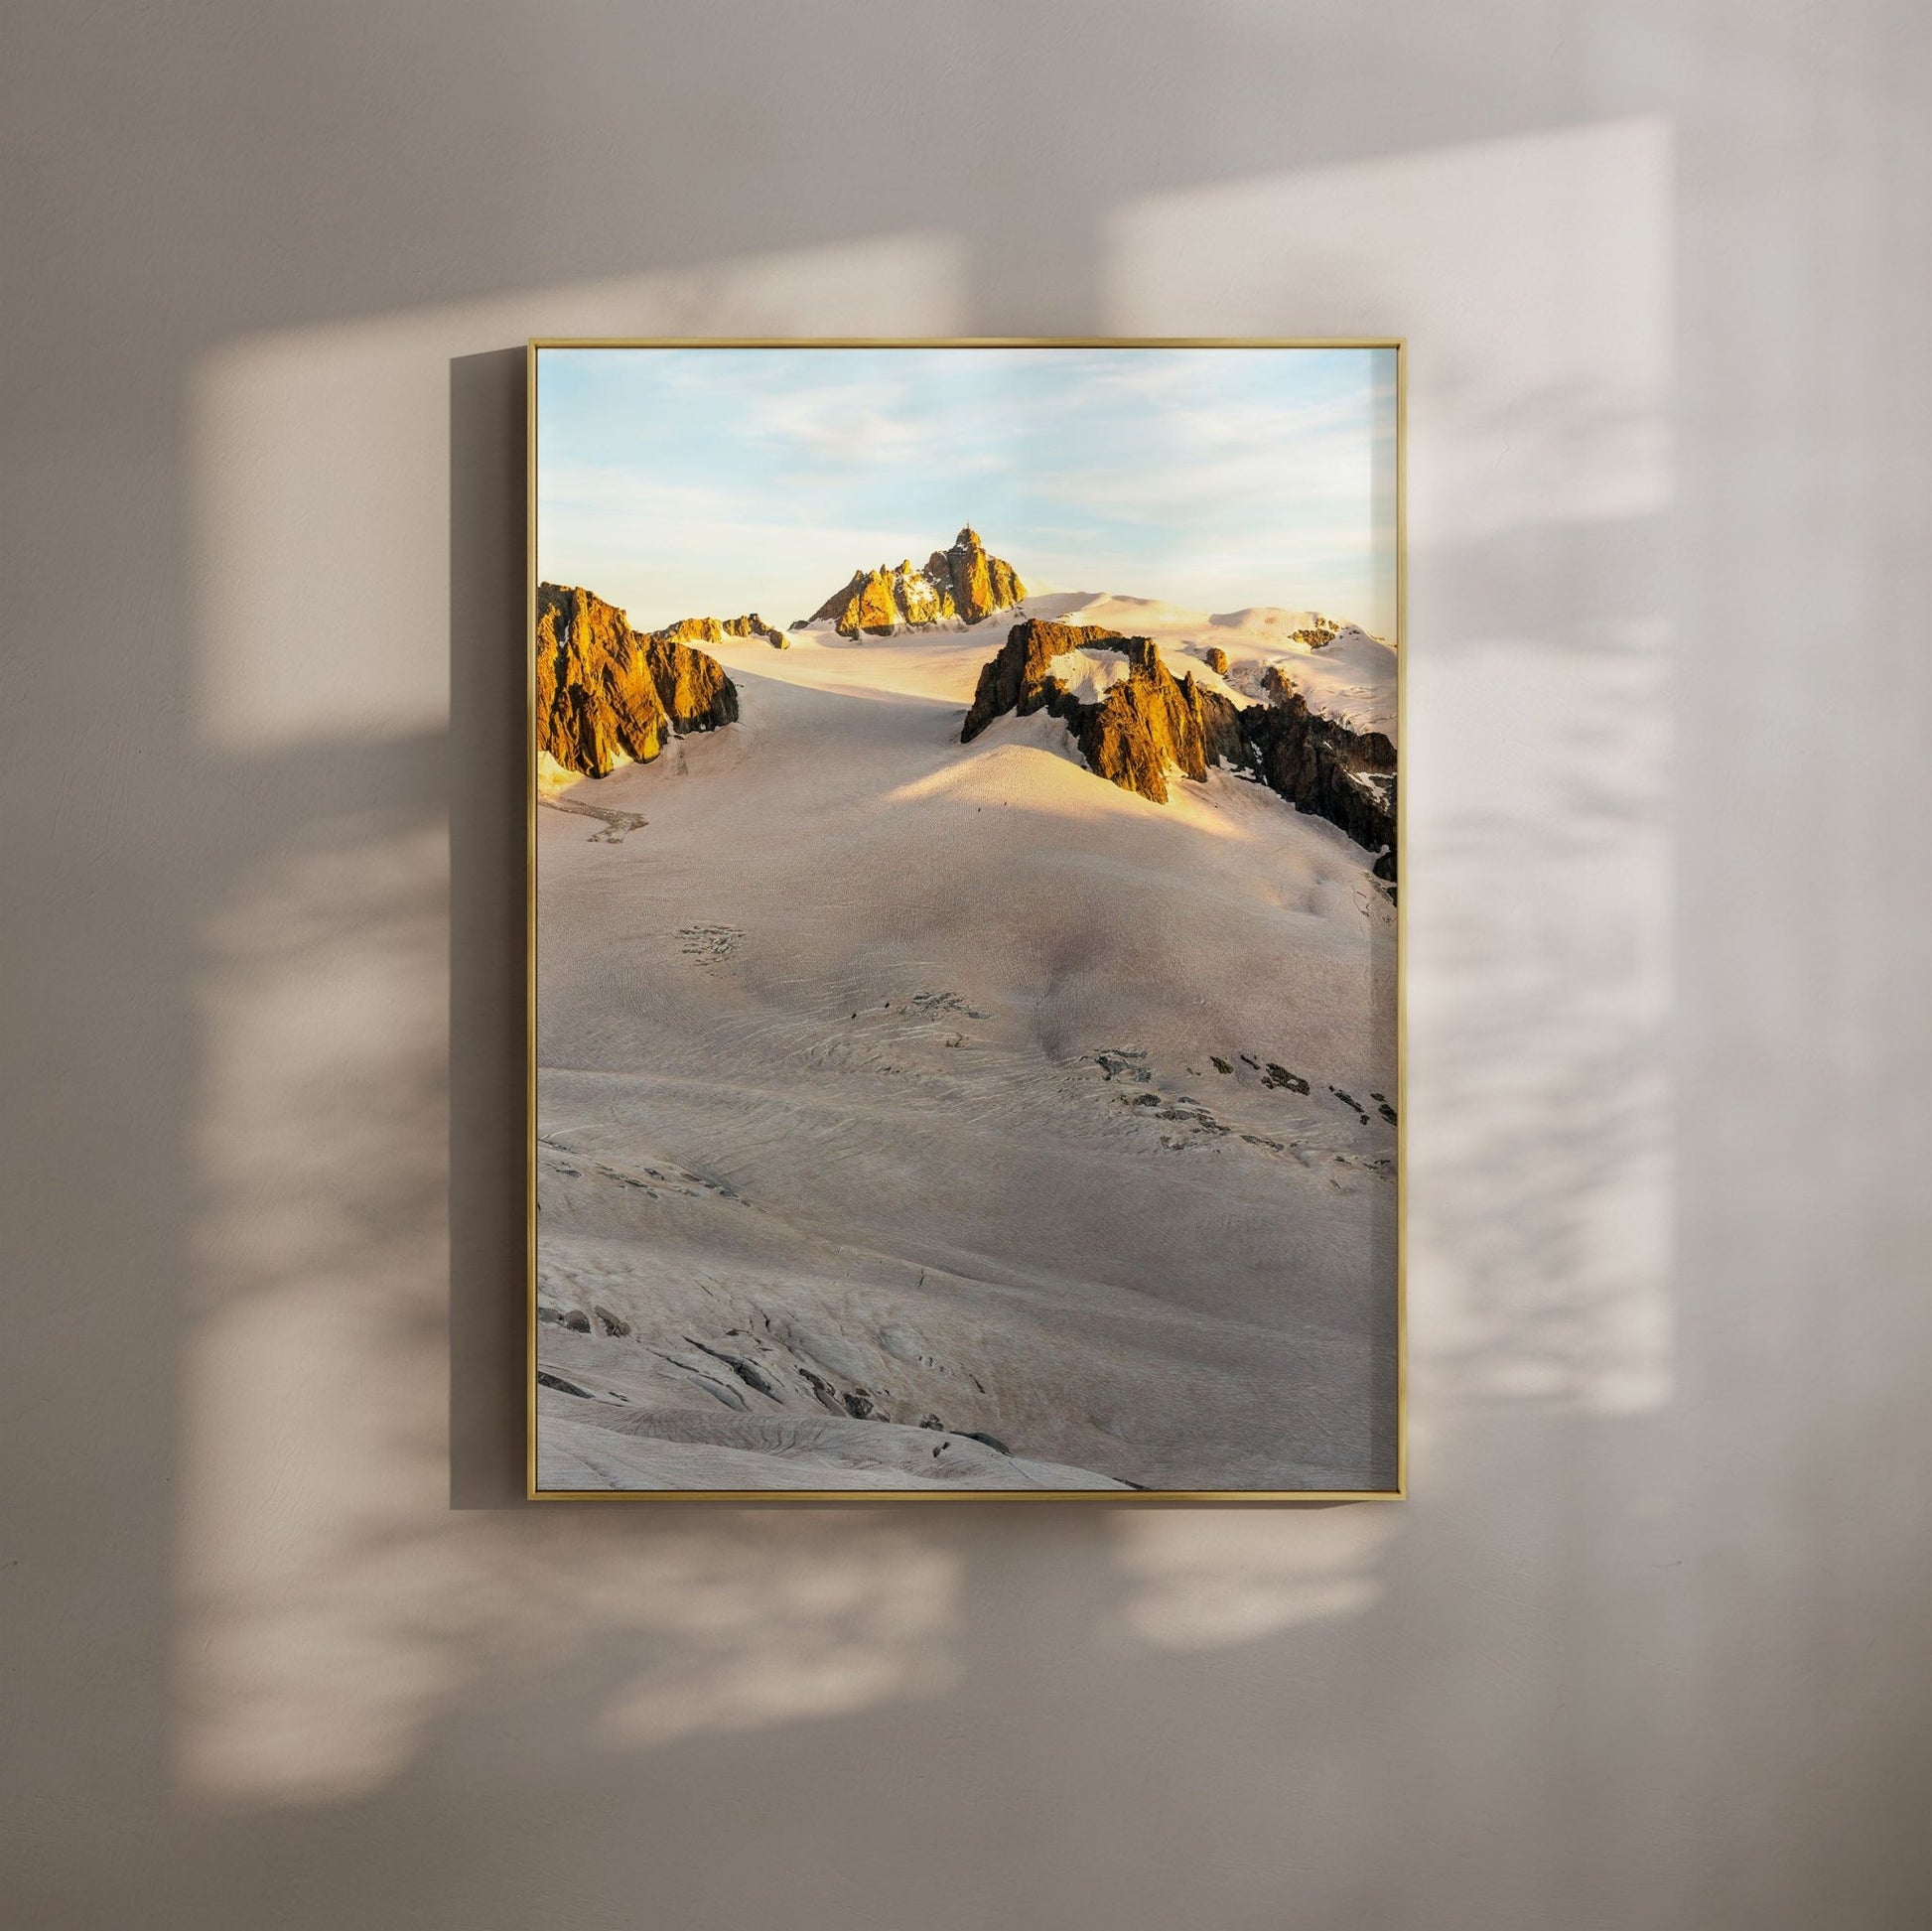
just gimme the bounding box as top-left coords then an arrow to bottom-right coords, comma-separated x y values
1203,645 -> 1230,676
806,526 -> 1026,636
537,582 -> 740,778
1077,648 -> 1244,804
961,621 -> 1243,806
959,617 -> 1098,738
1242,691 -> 1395,860
961,619 -> 1395,872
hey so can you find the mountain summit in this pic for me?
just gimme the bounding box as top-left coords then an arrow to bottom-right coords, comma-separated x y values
802,527 -> 1027,637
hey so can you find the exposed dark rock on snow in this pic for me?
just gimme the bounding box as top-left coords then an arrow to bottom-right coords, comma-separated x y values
961,618 -> 1396,871
1241,690 -> 1396,864
960,620 -> 1242,805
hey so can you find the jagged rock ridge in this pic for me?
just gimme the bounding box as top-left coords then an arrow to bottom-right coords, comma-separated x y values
1244,688 -> 1397,869
804,527 -> 1026,637
961,619 -> 1395,873
654,612 -> 785,648
537,582 -> 742,778
961,621 -> 1241,805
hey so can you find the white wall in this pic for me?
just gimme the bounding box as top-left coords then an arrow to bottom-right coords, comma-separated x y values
4,5 -> 1927,1926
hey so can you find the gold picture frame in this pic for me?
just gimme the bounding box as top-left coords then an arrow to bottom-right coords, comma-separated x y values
526,338 -> 1406,1502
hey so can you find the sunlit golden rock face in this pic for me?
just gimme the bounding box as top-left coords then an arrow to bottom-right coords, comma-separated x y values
960,620 -> 1233,804
536,583 -> 740,778
640,628 -> 738,740
959,617 -> 1093,738
924,526 -> 1026,624
806,527 -> 1027,636
1077,644 -> 1248,803
652,613 -> 784,648
962,618 -> 1395,873
1204,645 -> 1231,676
537,584 -> 671,777
840,565 -> 930,634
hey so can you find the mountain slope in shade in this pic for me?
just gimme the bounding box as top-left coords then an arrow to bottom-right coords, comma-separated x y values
804,526 -> 1026,636
536,582 -> 742,778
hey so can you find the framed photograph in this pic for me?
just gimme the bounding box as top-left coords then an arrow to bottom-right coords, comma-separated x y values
528,338 -> 1403,1498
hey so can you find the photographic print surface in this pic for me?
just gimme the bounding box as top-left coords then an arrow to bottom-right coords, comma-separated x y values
531,343 -> 1400,1496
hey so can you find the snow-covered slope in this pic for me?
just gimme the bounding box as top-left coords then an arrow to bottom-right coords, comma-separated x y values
1051,593 -> 1398,743
537,594 -> 1398,1492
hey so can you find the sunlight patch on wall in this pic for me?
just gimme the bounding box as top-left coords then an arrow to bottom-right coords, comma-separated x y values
189,233 -> 967,751
1101,118 -> 1671,540
1103,1509 -> 1399,1651
1104,120 -> 1677,1420
181,820 -> 460,1806
179,234 -> 970,1808
589,1524 -> 962,1752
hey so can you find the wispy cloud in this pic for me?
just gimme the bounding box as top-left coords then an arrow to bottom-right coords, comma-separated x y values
537,345 -> 1397,634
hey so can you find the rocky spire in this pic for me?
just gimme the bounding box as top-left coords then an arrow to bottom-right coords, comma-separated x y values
803,529 -> 1027,637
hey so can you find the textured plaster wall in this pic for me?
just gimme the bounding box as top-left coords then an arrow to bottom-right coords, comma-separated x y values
3,5 -> 1928,1927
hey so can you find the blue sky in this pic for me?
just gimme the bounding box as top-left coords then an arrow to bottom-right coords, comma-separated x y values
536,345 -> 1398,638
